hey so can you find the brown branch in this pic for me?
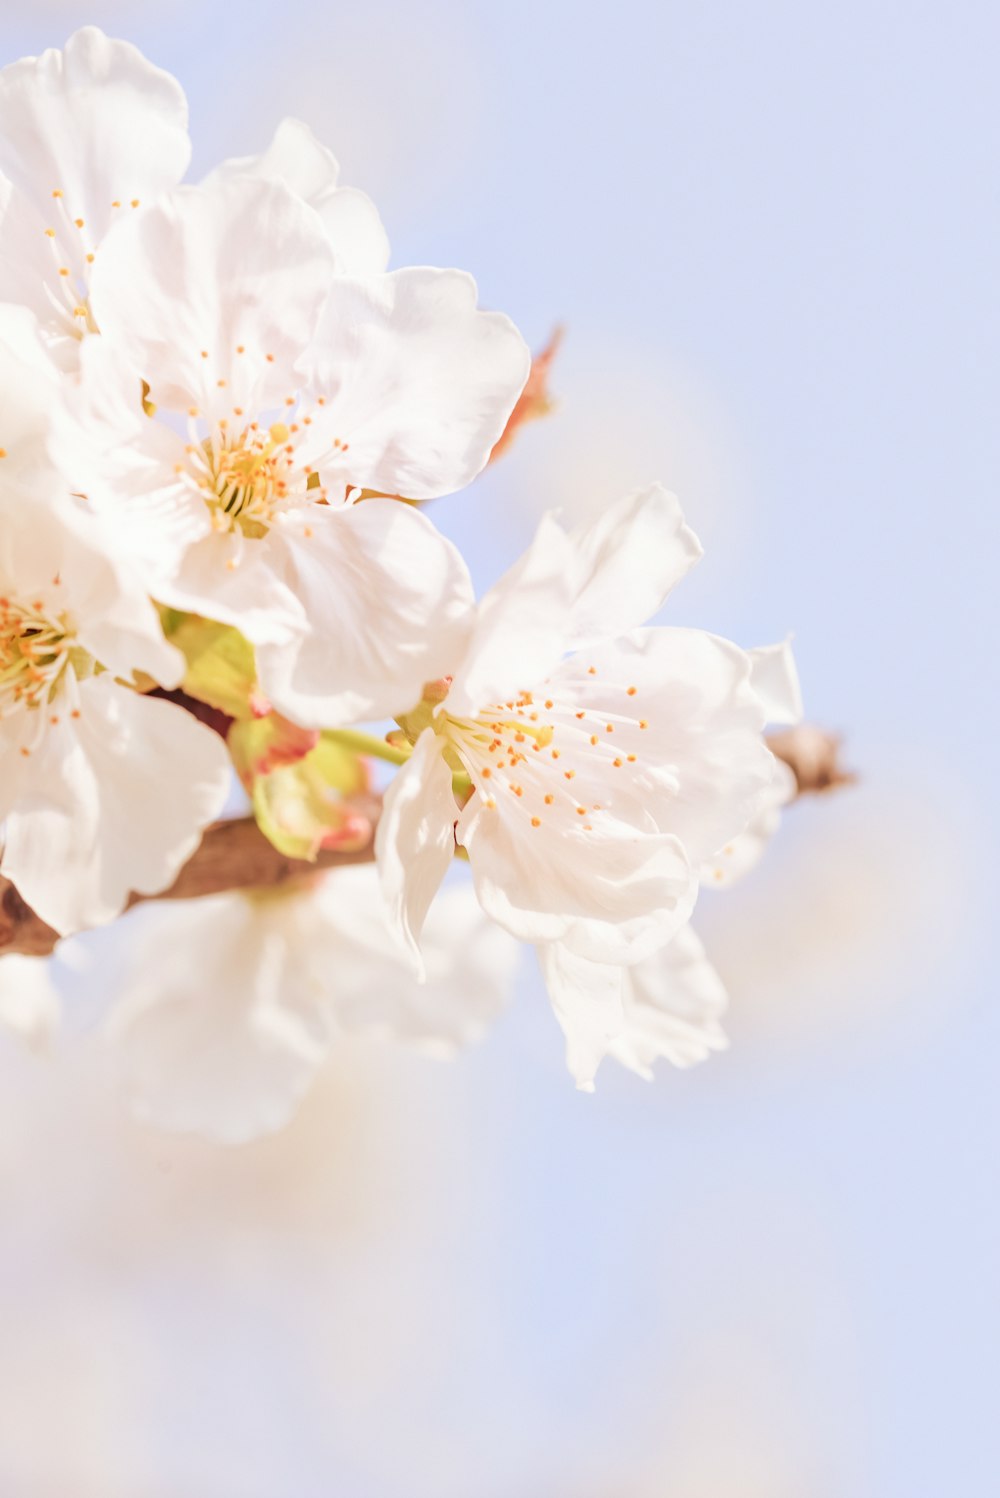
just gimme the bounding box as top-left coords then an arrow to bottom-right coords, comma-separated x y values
0,727 -> 852,960
0,794 -> 381,959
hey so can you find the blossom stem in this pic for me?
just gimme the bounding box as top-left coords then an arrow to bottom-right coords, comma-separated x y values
324,728 -> 412,767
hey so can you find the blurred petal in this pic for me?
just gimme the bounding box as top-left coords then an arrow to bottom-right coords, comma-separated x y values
312,867 -> 520,1055
0,955 -> 60,1050
107,893 -> 334,1144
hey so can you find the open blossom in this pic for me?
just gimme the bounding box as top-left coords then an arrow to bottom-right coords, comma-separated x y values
0,28 -> 390,370
104,868 -> 520,1143
377,484 -> 788,970
57,176 -> 528,724
0,307 -> 231,933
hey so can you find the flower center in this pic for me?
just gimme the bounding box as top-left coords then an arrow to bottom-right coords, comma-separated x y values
175,392 -> 339,546
423,677 -> 653,832
191,422 -> 298,538
0,594 -> 76,717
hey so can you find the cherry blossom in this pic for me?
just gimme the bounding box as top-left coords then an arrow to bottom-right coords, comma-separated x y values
0,307 -> 231,933
58,176 -> 528,724
377,484 -> 788,970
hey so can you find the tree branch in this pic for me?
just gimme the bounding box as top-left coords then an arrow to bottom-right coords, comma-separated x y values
0,728 -> 851,959
0,794 -> 381,958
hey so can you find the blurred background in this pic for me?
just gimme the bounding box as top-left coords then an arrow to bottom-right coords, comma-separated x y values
1,1 -> 997,1493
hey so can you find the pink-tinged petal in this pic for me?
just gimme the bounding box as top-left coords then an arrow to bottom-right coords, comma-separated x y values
565,483 -> 703,643
302,267 -> 530,499
257,499 -> 474,725
107,893 -> 334,1143
537,942 -> 626,1091
203,117 -> 390,275
374,729 -> 458,971
0,26 -> 189,253
748,638 -> 803,725
445,513 -> 576,718
1,679 -> 231,935
88,179 -> 335,421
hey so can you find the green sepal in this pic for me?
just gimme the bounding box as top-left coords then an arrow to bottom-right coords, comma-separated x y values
162,612 -> 262,721
230,717 -> 371,862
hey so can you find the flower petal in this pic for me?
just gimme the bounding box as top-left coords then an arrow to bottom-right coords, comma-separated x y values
107,892 -> 334,1143
551,627 -> 776,866
302,267 -> 530,499
1,679 -> 231,934
539,923 -> 729,1089
537,941 -> 626,1091
445,513 -> 577,718
607,923 -> 729,1079
257,498 -> 475,725
310,866 -> 520,1055
748,638 -> 804,725
460,792 -> 695,962
701,756 -> 797,889
0,26 -> 189,213
564,483 -> 703,644
374,728 -> 458,971
88,179 -> 335,421
203,117 -> 390,275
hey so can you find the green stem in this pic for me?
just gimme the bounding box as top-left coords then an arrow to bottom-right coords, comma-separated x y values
324,728 -> 412,767
325,728 -> 473,798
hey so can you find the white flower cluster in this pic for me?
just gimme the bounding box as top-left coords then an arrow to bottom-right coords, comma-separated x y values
0,30 -> 803,1141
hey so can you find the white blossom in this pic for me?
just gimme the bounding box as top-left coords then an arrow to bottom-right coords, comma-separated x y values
377,484 -> 787,971
0,307 -> 231,933
56,176 -> 528,724
104,868 -> 520,1143
536,635 -> 802,1087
